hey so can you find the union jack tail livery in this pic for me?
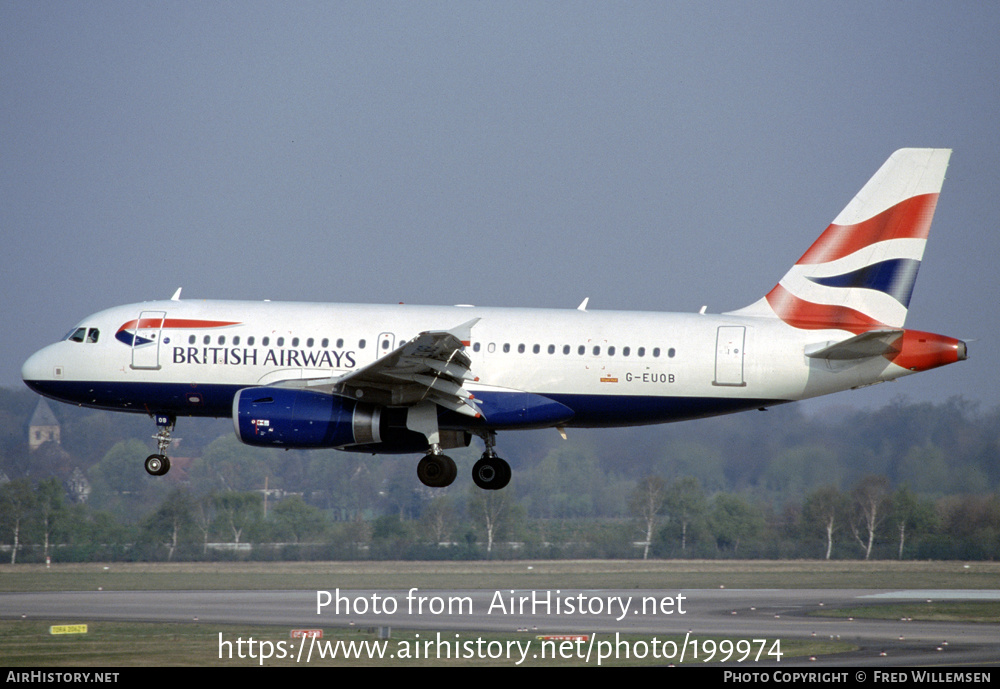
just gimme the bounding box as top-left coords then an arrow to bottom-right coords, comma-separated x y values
733,148 -> 951,333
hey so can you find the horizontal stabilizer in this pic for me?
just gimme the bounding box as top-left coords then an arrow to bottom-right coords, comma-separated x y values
805,329 -> 903,360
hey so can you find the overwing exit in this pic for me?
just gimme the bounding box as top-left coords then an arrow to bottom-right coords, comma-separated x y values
22,149 -> 967,489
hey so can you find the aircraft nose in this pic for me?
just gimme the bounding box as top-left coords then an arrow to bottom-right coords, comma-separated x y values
22,346 -> 58,389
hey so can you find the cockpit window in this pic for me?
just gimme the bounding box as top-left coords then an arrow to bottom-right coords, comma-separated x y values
65,327 -> 99,343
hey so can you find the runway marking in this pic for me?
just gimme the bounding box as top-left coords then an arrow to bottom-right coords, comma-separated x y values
862,590 -> 1000,600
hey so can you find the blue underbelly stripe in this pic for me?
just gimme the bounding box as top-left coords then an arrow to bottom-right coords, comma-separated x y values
25,379 -> 788,428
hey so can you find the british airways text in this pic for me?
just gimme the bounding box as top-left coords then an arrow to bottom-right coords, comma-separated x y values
172,346 -> 357,368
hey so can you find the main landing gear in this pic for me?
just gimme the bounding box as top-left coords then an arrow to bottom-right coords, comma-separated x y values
414,430 -> 511,490
417,449 -> 458,488
471,430 -> 510,490
144,415 -> 175,477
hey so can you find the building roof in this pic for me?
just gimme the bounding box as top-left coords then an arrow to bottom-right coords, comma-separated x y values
29,398 -> 59,428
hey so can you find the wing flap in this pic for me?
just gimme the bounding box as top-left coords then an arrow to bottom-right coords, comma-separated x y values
294,318 -> 483,415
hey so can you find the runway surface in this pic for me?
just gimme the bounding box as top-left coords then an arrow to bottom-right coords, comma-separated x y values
2,587 -> 998,666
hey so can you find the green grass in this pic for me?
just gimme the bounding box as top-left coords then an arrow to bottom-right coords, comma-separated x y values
2,559 -> 998,592
811,600 -> 1000,623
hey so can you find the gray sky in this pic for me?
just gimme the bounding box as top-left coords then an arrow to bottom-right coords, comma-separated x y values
3,2 -> 998,411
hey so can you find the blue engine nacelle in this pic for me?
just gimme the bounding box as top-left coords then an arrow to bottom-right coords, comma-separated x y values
233,387 -> 381,449
232,387 -> 471,453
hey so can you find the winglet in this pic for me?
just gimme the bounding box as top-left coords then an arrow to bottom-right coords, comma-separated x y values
446,318 -> 480,348
171,288 -> 183,301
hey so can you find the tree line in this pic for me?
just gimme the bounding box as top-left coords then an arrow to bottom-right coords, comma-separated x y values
1,387 -> 998,562
2,470 -> 998,563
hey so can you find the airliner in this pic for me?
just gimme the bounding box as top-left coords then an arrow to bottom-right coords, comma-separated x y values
22,149 -> 967,490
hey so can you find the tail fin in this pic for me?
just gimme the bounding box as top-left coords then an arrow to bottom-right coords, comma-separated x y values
729,148 -> 951,333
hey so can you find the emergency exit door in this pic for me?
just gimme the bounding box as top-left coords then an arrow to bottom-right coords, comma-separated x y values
714,326 -> 746,387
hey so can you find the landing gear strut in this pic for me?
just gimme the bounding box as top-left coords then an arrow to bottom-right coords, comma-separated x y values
472,430 -> 510,490
408,402 -> 459,488
145,414 -> 175,477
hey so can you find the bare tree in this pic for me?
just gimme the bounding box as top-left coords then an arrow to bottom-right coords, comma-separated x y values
0,479 -> 35,564
850,475 -> 890,560
420,496 -> 456,545
803,485 -> 846,560
665,477 -> 707,554
630,476 -> 667,560
890,485 -> 935,560
468,488 -> 518,558
34,478 -> 67,562
214,492 -> 262,546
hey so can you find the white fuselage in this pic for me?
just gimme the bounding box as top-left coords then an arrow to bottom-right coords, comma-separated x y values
22,298 -> 917,429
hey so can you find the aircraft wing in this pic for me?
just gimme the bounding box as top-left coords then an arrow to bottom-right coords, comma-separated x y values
300,318 -> 482,416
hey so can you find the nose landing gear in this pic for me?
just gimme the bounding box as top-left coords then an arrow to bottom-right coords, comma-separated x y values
144,453 -> 170,476
144,415 -> 175,476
